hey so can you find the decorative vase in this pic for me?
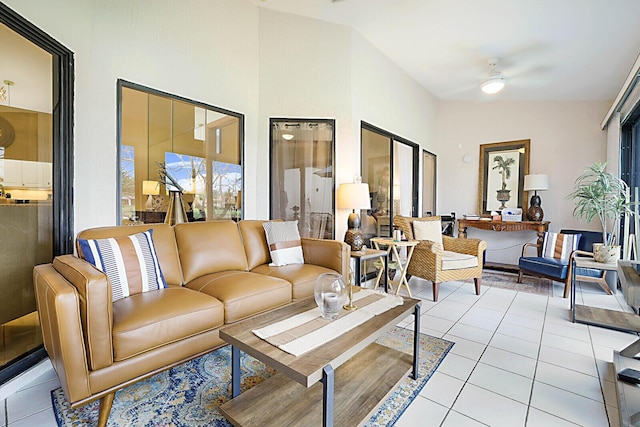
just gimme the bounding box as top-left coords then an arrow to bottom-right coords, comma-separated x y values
314,273 -> 347,320
592,243 -> 620,264
496,189 -> 511,209
165,191 -> 188,225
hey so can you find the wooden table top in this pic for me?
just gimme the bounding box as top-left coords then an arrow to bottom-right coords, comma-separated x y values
219,296 -> 420,387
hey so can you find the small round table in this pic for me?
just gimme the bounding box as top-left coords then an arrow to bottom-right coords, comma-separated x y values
370,237 -> 419,297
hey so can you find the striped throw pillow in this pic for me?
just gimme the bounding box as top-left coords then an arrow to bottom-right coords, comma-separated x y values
541,232 -> 581,260
77,229 -> 167,302
262,221 -> 305,267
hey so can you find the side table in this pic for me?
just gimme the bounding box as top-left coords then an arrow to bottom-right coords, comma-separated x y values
350,248 -> 388,292
370,237 -> 419,297
570,256 -> 631,330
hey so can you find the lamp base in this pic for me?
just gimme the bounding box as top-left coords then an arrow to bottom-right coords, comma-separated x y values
527,194 -> 544,221
344,229 -> 364,252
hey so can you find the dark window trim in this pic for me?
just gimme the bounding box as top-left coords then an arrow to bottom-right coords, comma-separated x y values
0,1 -> 75,384
116,79 -> 245,223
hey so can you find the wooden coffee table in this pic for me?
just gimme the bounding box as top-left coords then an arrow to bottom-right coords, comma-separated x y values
219,296 -> 421,427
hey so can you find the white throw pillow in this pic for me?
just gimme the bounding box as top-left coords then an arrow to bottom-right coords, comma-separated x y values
412,220 -> 443,246
262,221 -> 305,266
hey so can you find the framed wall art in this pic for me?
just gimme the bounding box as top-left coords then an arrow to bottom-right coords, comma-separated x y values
478,139 -> 530,215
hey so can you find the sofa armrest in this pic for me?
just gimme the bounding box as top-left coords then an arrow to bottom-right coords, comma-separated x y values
301,238 -> 350,282
51,255 -> 114,370
34,263 -> 93,404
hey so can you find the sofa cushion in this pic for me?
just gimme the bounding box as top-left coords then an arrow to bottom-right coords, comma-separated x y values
541,232 -> 580,260
112,287 -> 224,362
174,221 -> 249,283
251,263 -> 337,300
185,271 -> 291,323
238,220 -> 272,270
262,221 -> 305,266
441,250 -> 478,270
519,256 -> 569,279
78,229 -> 167,302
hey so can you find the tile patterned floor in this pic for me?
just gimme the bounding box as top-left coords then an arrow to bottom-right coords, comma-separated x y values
1,275 -> 636,426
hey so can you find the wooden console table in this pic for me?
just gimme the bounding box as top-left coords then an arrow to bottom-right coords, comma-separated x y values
458,219 -> 550,252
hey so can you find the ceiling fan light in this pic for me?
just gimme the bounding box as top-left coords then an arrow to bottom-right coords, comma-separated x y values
481,75 -> 505,94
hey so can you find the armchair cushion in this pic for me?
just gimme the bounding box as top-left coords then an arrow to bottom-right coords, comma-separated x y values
77,229 -> 167,302
541,232 -> 580,259
518,256 -> 569,280
441,251 -> 478,270
413,220 -> 443,245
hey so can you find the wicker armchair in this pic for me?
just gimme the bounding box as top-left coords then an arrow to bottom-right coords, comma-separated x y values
394,215 -> 487,301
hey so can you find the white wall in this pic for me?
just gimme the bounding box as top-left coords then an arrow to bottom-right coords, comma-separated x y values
437,100 -> 610,264
5,0 -> 260,233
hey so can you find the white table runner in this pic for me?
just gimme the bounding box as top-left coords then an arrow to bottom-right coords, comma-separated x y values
253,289 -> 403,356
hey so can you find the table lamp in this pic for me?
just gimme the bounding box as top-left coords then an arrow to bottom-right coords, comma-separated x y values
523,174 -> 549,221
142,180 -> 160,211
338,179 -> 371,251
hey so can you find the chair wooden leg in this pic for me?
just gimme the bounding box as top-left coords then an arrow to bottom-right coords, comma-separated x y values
474,278 -> 481,295
563,277 -> 571,299
432,282 -> 440,302
97,392 -> 115,427
517,270 -> 523,283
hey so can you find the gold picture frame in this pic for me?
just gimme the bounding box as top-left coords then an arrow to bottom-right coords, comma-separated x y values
478,139 -> 530,215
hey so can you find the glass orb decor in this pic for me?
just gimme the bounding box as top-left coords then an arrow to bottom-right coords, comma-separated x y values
314,273 -> 347,320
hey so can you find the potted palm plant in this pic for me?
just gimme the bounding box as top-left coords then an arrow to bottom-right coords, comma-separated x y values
568,162 -> 632,263
493,155 -> 516,209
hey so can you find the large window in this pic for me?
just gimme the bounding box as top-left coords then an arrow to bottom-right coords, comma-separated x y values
270,119 -> 335,239
118,81 -> 243,224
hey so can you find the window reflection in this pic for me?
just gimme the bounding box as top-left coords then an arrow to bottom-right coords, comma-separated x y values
119,82 -> 243,224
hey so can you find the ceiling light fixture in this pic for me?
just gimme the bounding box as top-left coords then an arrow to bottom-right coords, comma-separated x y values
481,58 -> 505,95
282,133 -> 294,140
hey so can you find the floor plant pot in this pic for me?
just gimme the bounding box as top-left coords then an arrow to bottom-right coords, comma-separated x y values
593,243 -> 620,264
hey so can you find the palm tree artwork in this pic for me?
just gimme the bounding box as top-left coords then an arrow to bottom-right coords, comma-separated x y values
492,155 -> 516,209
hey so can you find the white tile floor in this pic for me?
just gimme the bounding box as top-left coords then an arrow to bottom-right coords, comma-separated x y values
1,275 -> 637,426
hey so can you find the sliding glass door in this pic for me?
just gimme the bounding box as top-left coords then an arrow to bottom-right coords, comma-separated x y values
361,123 -> 418,241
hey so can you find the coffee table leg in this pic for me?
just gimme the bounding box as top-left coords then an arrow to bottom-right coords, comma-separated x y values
232,346 -> 241,398
413,303 -> 421,379
322,365 -> 334,427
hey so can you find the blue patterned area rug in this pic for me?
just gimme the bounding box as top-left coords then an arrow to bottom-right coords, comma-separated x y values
51,326 -> 453,427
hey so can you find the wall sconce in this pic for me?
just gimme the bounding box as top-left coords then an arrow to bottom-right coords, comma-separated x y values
142,180 -> 160,211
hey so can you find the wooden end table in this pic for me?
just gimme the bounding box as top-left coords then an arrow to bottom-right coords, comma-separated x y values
370,237 -> 419,297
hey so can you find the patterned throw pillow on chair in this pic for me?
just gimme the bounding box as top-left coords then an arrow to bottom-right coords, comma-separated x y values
262,220 -> 305,266
77,229 -> 167,302
541,232 -> 581,260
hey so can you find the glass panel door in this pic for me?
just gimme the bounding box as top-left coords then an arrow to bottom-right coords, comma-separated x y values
270,119 -> 335,239
0,23 -> 52,368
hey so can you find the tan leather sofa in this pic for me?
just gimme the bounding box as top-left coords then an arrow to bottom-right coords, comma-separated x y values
33,220 -> 349,426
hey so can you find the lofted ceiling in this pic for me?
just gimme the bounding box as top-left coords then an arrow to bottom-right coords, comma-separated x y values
251,0 -> 640,102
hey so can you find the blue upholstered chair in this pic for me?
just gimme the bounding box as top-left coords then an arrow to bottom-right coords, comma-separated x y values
517,229 -> 612,298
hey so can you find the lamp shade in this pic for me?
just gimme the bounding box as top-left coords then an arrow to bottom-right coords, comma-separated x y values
142,180 -> 160,196
337,183 -> 371,210
523,174 -> 549,191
